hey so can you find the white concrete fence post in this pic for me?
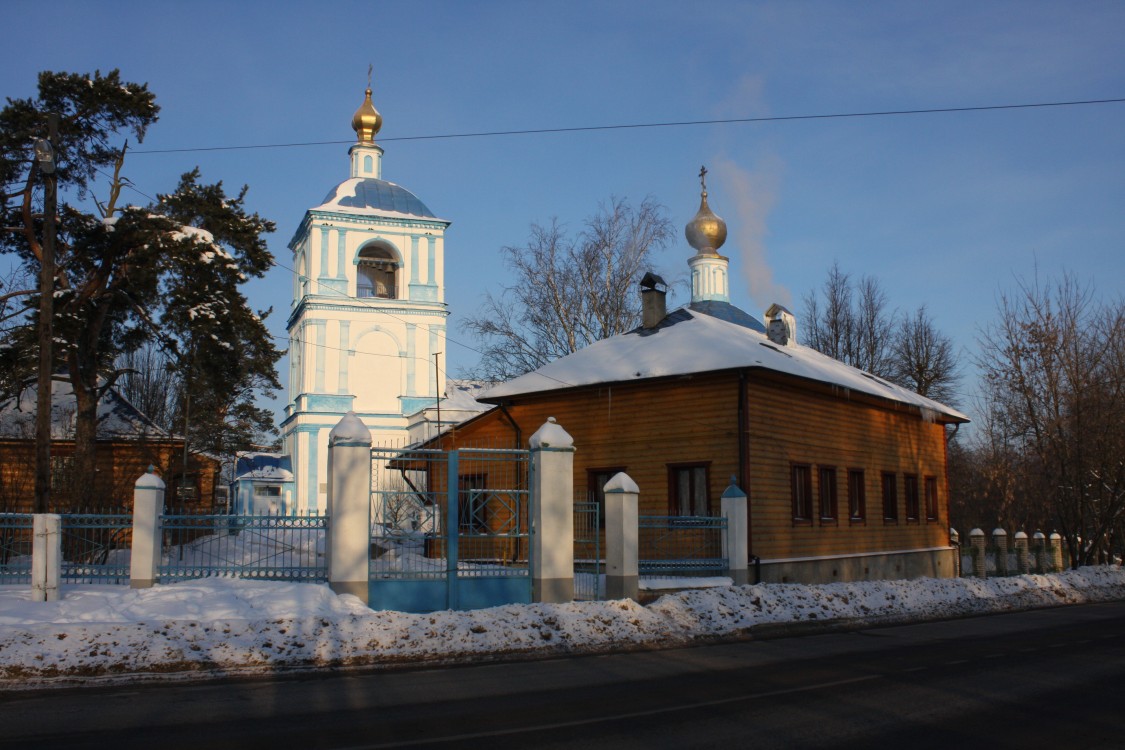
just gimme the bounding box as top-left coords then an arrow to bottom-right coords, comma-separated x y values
31,514 -> 62,601
1033,531 -> 1047,573
1049,532 -> 1064,572
529,417 -> 575,603
604,472 -> 639,601
969,528 -> 986,578
1014,531 -> 1030,574
327,411 -> 373,604
721,481 -> 749,586
993,528 -> 1008,576
130,468 -> 165,589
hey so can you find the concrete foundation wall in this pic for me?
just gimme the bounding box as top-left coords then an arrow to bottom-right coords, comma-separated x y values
756,547 -> 957,585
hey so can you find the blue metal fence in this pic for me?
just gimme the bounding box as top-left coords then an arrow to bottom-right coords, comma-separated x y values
61,512 -> 132,584
0,513 -> 33,584
574,500 -> 602,600
639,515 -> 728,576
160,510 -> 328,582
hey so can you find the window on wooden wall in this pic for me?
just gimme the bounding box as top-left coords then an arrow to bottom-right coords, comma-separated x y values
791,463 -> 813,525
588,467 -> 625,528
847,469 -> 866,525
924,476 -> 939,522
881,472 -> 898,523
668,463 -> 711,516
818,466 -> 838,525
904,474 -> 920,523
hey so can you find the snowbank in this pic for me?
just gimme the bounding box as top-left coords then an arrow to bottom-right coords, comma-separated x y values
1,567 -> 1123,688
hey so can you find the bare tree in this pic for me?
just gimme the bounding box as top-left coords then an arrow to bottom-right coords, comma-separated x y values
891,305 -> 960,404
802,263 -> 961,405
463,197 -> 674,382
976,273 -> 1125,567
801,262 -> 897,378
116,343 -> 182,433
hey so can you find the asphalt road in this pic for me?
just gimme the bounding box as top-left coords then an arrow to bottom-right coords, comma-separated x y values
3,602 -> 1125,749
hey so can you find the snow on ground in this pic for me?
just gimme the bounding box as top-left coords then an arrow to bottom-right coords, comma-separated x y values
1,567 -> 1123,688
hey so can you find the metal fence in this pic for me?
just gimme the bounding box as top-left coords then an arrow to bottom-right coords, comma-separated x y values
61,512 -> 132,584
574,500 -> 602,601
0,512 -> 133,585
159,510 -> 328,582
638,515 -> 728,576
0,513 -> 33,584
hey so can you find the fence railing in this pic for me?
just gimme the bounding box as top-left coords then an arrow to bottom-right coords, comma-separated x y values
0,513 -> 33,584
159,510 -> 328,582
638,515 -> 728,576
1,512 -> 134,585
61,512 -> 132,584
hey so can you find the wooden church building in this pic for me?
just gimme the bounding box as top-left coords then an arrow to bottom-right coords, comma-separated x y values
432,173 -> 969,585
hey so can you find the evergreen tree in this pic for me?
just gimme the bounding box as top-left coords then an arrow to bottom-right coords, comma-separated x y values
0,70 -> 281,507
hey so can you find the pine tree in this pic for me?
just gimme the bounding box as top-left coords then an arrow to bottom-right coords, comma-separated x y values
0,70 -> 281,508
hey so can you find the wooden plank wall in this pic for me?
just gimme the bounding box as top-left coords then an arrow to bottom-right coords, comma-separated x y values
746,375 -> 951,560
440,369 -> 952,561
443,372 -> 742,516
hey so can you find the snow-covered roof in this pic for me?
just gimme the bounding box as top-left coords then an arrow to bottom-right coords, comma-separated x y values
0,379 -> 169,441
481,304 -> 969,423
438,380 -> 494,415
313,177 -> 446,222
233,452 -> 294,483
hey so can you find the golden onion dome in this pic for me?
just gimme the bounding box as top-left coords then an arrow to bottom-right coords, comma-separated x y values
685,166 -> 727,253
352,87 -> 382,144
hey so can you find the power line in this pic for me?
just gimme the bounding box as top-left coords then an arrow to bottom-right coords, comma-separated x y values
129,97 -> 1125,155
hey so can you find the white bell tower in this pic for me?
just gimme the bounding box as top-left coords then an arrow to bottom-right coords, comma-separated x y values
280,85 -> 451,511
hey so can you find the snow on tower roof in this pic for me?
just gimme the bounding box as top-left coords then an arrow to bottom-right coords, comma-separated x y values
480,305 -> 969,423
313,177 -> 445,221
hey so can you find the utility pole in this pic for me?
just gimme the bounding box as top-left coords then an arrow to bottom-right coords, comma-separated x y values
433,352 -> 442,441
34,113 -> 58,514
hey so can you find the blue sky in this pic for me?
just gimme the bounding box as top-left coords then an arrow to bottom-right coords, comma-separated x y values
5,0 -> 1123,425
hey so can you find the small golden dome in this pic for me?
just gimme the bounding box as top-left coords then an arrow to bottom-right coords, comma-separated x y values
352,87 -> 382,144
685,166 -> 727,253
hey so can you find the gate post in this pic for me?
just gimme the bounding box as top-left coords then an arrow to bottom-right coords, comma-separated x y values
605,472 -> 639,601
993,528 -> 1009,576
1048,532 -> 1064,572
530,417 -> 575,603
1014,531 -> 1030,574
327,411 -> 372,604
31,514 -> 61,601
1033,531 -> 1047,573
969,528 -> 986,578
130,468 -> 165,589
721,481 -> 749,586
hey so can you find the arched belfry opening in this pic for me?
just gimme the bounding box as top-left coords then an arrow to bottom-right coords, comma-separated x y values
357,243 -> 399,299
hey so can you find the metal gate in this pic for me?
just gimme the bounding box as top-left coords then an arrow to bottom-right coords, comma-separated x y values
574,500 -> 602,600
370,446 -> 532,612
